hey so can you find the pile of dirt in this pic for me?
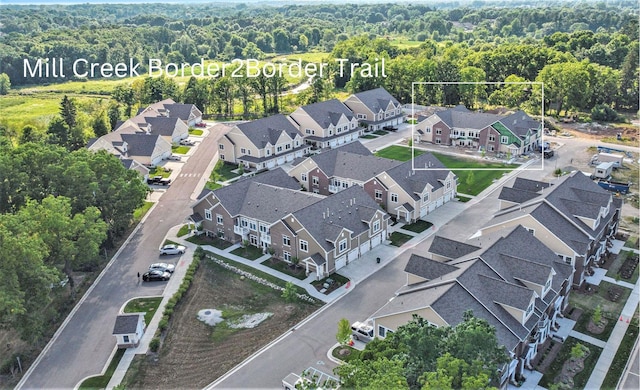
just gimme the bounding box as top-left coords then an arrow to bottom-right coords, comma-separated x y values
122,259 -> 320,389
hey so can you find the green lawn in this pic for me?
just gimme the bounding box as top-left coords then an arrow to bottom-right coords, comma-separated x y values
332,345 -> 361,363
401,220 -> 433,233
124,297 -> 163,326
572,308 -> 617,342
539,337 -> 602,389
374,145 -> 424,162
177,225 -> 191,237
230,245 -> 265,260
189,128 -> 204,136
569,281 -> 632,322
206,181 -> 223,190
215,162 -> 243,182
431,152 -> 516,196
149,166 -> 172,178
78,348 -> 125,390
389,231 -> 413,247
261,258 -> 307,280
373,130 -> 389,136
606,250 -> 640,285
132,201 -> 154,223
172,145 -> 190,154
360,134 -> 378,139
601,314 -> 639,389
186,234 -> 233,249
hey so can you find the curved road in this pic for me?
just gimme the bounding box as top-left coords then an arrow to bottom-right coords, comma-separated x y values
17,124 -> 226,390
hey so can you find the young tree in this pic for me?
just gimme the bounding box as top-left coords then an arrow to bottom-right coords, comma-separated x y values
337,318 -> 351,345
592,305 -> 602,325
281,281 -> 298,302
0,72 -> 10,95
60,95 -> 77,130
108,103 -> 121,131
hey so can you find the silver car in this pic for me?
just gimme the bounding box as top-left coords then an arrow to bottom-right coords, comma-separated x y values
149,262 -> 176,273
159,244 -> 186,255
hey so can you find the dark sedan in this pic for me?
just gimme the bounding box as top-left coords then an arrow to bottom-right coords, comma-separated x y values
142,269 -> 171,282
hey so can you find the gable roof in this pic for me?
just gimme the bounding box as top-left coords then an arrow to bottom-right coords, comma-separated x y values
435,105 -> 498,130
428,236 -> 480,260
292,185 -> 384,251
348,87 -> 400,112
113,314 -> 142,334
235,114 -> 302,149
314,152 -> 402,182
297,99 -> 355,127
200,168 -> 318,222
383,153 -> 451,199
405,254 -> 460,280
138,99 -> 202,122
498,110 -> 540,138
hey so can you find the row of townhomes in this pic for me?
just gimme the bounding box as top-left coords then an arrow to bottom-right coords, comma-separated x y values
191,140 -> 458,276
190,168 -> 390,277
87,98 -> 202,169
414,105 -> 542,156
219,87 -> 403,171
368,171 -> 621,388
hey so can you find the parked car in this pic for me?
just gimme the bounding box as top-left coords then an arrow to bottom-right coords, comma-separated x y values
383,125 -> 398,131
142,269 -> 171,282
180,139 -> 195,146
351,321 -> 374,342
159,244 -> 186,255
195,122 -> 207,128
158,178 -> 172,186
146,175 -> 163,184
149,262 -> 176,273
167,154 -> 182,161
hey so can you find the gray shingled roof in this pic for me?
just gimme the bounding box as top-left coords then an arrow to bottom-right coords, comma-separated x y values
113,314 -> 141,334
211,168 -> 318,222
499,111 -> 540,138
292,185 -> 384,251
405,253 -> 459,280
299,99 -> 355,127
498,186 -> 542,204
436,106 -> 499,130
120,133 -> 163,158
236,114 -> 302,149
512,177 -> 552,193
349,87 -> 400,112
163,103 -> 201,121
428,236 -> 480,260
384,153 -> 451,199
137,116 -> 182,137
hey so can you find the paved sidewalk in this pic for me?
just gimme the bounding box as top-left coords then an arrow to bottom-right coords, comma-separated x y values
584,277 -> 640,389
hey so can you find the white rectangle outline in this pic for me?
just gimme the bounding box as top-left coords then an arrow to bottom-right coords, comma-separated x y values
410,81 -> 545,171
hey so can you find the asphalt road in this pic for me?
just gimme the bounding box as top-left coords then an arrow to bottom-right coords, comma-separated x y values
17,124 -> 225,390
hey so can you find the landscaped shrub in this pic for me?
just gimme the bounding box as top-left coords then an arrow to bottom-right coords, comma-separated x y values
149,338 -> 160,352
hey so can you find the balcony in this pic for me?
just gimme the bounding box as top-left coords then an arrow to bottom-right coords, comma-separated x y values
260,233 -> 271,244
234,225 -> 249,236
328,185 -> 341,193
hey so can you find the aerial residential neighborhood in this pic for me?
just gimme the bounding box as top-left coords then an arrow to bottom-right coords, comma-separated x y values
0,1 -> 638,390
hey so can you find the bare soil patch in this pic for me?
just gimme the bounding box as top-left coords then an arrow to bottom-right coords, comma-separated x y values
121,258 -> 321,389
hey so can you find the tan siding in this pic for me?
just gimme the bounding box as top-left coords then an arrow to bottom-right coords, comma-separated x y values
375,307 -> 447,337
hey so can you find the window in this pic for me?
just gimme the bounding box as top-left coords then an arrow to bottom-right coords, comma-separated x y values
501,136 -> 509,144
423,192 -> 429,202
249,221 -> 257,231
266,149 -> 271,156
338,239 -> 347,253
204,209 -> 212,221
300,240 -> 308,252
525,302 -> 534,317
283,236 -> 291,246
305,129 -> 314,134
391,193 -> 398,203
301,173 -> 307,182
241,219 -> 248,227
240,147 -> 246,154
123,335 -> 130,343
446,181 -> 451,190
259,224 -> 267,233
217,228 -> 224,238
426,127 -> 431,133
435,138 -> 441,144
489,145 -> 495,151
312,176 -> 319,186
216,214 -> 223,225
295,140 -> 299,147
312,188 -> 319,194
285,144 -> 291,150
220,154 -> 225,160
283,251 -> 291,262
373,220 -> 380,232
357,113 -> 366,119
277,146 -> 283,153
219,144 -> 224,150
436,129 -> 442,135
250,235 -> 258,245
544,278 -> 551,292
378,325 -> 386,338
375,189 -> 383,200
329,129 -> 333,135
489,134 -> 495,142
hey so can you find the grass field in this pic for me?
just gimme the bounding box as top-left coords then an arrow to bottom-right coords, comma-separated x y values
78,348 -> 125,390
374,145 -> 425,161
124,297 -> 163,326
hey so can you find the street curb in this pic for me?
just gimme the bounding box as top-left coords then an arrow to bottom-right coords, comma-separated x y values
72,346 -> 119,390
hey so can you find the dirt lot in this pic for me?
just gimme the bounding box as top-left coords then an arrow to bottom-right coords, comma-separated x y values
121,257 -> 321,389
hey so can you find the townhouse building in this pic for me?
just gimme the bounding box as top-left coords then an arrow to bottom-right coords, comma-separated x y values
343,87 -> 404,131
217,114 -> 310,170
289,99 -> 363,149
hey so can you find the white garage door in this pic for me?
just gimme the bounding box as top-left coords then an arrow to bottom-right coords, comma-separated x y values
348,249 -> 359,262
359,240 -> 371,254
371,233 -> 382,247
428,202 -> 437,212
335,255 -> 347,270
420,206 -> 428,217
444,193 -> 452,202
266,160 -> 276,168
286,154 -> 294,162
436,197 -> 444,207
277,157 -> 285,165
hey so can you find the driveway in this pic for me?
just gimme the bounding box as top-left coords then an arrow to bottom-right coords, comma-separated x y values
17,123 -> 228,390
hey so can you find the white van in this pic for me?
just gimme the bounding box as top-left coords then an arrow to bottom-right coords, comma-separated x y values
351,321 -> 374,342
